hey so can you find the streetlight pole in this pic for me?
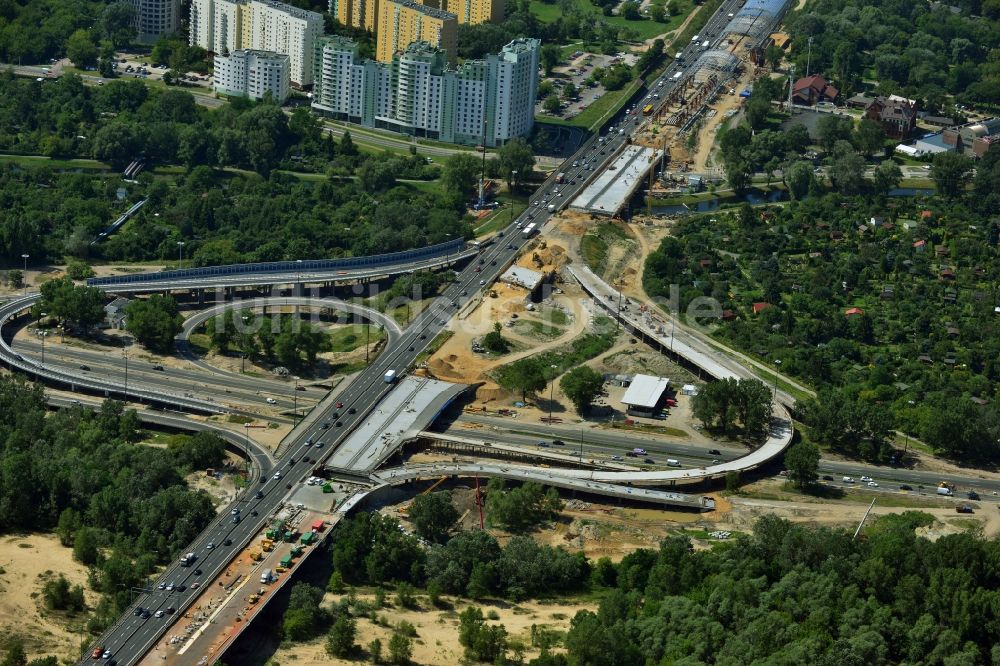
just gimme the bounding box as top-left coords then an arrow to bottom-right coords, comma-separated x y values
123,342 -> 129,401
20,254 -> 28,294
244,422 -> 252,478
295,259 -> 303,296
177,241 -> 185,269
771,359 -> 782,409
293,377 -> 299,417
39,311 -> 46,365
510,170 -> 518,223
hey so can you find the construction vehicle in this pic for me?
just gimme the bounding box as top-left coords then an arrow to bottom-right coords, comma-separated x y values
275,566 -> 288,574
283,530 -> 296,543
280,554 -> 294,568
261,538 -> 275,552
248,593 -> 260,604
250,551 -> 263,562
290,545 -> 304,558
300,531 -> 317,546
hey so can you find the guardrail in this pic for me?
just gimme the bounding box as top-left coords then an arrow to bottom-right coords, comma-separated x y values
0,295 -> 225,414
87,238 -> 469,286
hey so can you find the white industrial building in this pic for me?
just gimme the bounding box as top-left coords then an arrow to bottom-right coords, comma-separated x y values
190,0 -> 323,86
312,36 -> 539,147
130,0 -> 182,42
621,374 -> 671,417
214,50 -> 290,102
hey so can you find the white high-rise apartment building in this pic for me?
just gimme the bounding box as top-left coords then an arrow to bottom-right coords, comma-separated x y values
131,0 -> 182,42
190,0 -> 322,86
312,36 -> 539,147
247,0 -> 323,86
214,50 -> 290,102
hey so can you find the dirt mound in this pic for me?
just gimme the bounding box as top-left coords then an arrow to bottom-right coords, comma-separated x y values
428,357 -> 454,374
475,383 -> 509,403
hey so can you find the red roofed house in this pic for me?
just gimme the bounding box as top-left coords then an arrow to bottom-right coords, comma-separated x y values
752,302 -> 771,314
864,96 -> 918,139
920,210 -> 934,219
913,239 -> 926,252
792,75 -> 839,105
844,307 -> 865,317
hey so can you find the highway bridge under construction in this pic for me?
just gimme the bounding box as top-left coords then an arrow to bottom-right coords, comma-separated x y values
0,2 -> 810,664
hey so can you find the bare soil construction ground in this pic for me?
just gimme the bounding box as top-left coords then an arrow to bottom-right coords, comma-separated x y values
0,534 -> 96,663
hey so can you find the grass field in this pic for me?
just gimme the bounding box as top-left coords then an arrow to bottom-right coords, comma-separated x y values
530,0 -> 688,40
0,153 -> 110,170
327,324 -> 386,353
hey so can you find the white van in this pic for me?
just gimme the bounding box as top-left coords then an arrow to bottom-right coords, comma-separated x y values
691,34 -> 699,42
666,459 -> 681,467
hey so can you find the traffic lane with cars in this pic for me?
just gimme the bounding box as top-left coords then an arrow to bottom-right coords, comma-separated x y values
86,1 -> 751,657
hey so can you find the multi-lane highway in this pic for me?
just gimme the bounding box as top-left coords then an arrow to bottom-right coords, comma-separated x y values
80,1 -> 781,661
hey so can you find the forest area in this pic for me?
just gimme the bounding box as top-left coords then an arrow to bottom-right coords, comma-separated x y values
0,377 -> 228,633
784,0 -> 1000,109
270,491 -> 1000,666
644,144 -> 1000,463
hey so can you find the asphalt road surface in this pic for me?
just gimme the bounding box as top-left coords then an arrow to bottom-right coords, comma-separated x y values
86,1 -> 776,661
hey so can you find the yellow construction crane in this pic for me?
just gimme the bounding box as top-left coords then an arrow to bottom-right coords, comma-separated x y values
398,476 -> 448,515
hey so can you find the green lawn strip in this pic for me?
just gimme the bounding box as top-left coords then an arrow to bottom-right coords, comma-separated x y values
573,79 -> 642,130
328,360 -> 369,374
0,153 -> 110,170
187,333 -> 211,355
510,319 -> 565,340
474,198 -> 529,236
414,330 -> 454,365
326,324 -> 386,353
599,421 -> 689,438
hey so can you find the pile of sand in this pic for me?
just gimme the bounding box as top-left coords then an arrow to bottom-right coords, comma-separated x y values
474,383 -> 508,403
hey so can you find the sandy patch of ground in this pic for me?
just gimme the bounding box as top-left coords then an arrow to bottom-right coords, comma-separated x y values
0,533 -> 97,663
426,242 -> 590,398
271,594 -> 597,666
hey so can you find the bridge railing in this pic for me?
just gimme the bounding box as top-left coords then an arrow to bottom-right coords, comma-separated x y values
87,238 -> 468,286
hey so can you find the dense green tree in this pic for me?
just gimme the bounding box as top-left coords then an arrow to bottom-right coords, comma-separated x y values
441,152 -> 480,200
325,614 -> 357,657
481,322 -> 509,354
543,95 -> 562,114
855,119 -> 887,157
784,160 -> 814,200
559,366 -> 604,413
100,2 -> 135,47
496,358 -> 547,400
125,295 -> 183,352
540,44 -> 561,75
784,440 -> 820,488
42,574 -> 86,611
66,29 -> 98,68
484,479 -> 562,532
459,607 -> 508,663
37,278 -> 105,331
409,491 -> 459,544
931,151 -> 973,199
387,632 -> 412,665
168,432 -> 226,470
873,160 -> 903,194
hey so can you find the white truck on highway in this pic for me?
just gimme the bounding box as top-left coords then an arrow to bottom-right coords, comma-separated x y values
180,552 -> 196,567
384,369 -> 397,384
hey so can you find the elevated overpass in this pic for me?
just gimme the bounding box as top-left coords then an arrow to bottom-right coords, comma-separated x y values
86,239 -> 475,294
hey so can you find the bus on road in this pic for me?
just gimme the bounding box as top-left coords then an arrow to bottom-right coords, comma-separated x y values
642,104 -> 654,115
